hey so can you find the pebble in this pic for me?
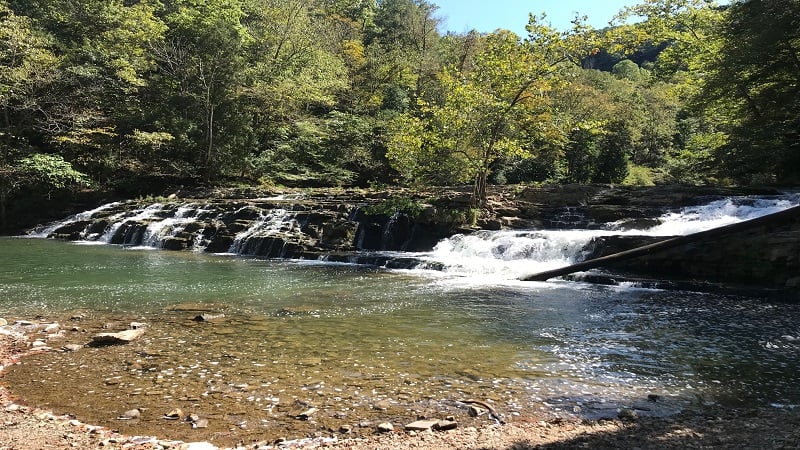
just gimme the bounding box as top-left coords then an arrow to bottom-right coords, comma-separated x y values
164,408 -> 184,420
192,419 -> 209,429
377,422 -> 394,433
468,405 -> 484,417
179,443 -> 218,450
618,408 -> 639,421
435,419 -> 459,431
119,409 -> 141,420
294,407 -> 317,420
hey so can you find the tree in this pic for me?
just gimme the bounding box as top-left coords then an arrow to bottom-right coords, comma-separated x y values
0,154 -> 88,228
388,15 -> 590,205
696,0 -> 800,183
0,1 -> 58,159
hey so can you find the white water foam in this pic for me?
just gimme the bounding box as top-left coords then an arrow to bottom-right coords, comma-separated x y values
27,201 -> 124,238
422,193 -> 800,281
227,208 -> 299,254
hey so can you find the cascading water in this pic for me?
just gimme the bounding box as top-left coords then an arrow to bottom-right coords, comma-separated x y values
421,193 -> 800,281
28,201 -> 123,238
227,208 -> 300,255
26,192 -> 800,280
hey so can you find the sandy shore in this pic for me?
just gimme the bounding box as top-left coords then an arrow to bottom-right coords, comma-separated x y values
3,320 -> 800,450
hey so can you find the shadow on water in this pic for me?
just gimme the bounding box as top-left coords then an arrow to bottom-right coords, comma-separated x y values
481,407 -> 800,449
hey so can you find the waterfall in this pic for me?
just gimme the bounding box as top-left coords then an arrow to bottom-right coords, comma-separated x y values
26,191 -> 800,280
28,201 -> 123,238
423,192 -> 800,280
227,208 -> 299,255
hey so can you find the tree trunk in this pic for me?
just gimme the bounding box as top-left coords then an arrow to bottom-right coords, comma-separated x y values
472,171 -> 487,208
521,204 -> 800,282
0,191 -> 7,231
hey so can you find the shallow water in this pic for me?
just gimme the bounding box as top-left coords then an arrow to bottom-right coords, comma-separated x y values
2,237 -> 800,445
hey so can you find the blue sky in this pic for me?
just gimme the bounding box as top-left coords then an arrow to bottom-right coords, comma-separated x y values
432,0 -> 641,35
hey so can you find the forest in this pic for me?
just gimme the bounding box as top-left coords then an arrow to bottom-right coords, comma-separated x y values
0,0 -> 798,223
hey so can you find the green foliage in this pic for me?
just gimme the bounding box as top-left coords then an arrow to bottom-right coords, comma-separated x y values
17,153 -> 90,190
622,165 -> 656,186
363,196 -> 424,218
429,206 -> 480,227
611,59 -> 649,82
694,0 -> 800,183
1,0 -> 796,211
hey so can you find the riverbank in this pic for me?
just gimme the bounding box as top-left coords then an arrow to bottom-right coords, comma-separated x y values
3,319 -> 800,449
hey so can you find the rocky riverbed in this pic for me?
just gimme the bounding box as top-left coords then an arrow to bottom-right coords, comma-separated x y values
3,316 -> 800,449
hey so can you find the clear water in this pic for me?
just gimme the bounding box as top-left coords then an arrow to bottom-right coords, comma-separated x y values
3,237 -> 800,445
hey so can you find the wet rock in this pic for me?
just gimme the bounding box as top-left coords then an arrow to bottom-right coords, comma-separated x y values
193,313 -> 225,322
377,422 -> 394,433
648,394 -> 661,402
405,420 -> 438,431
90,328 -> 145,346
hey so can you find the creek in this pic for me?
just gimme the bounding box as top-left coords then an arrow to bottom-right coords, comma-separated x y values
2,194 -> 800,445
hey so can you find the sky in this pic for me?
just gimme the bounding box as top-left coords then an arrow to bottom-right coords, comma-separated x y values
432,0 -> 641,35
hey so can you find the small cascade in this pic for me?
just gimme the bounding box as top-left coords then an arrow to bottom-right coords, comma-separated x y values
544,206 -> 590,229
380,212 -> 415,251
28,201 -> 124,238
228,208 -> 301,256
136,204 -> 211,249
422,229 -> 603,279
643,194 -> 800,236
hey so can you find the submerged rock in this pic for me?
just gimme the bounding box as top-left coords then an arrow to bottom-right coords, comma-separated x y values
90,328 -> 145,346
193,313 -> 225,322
